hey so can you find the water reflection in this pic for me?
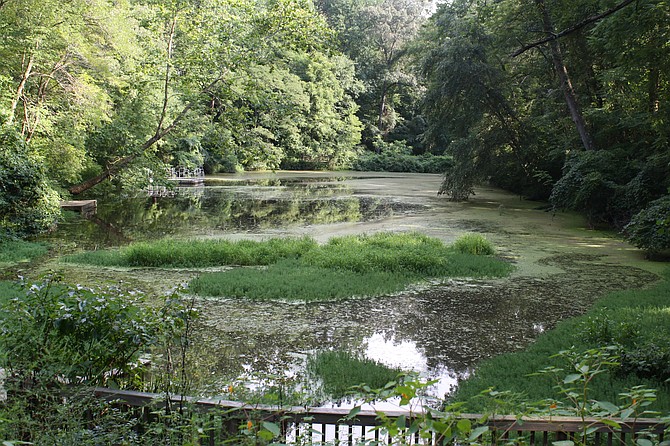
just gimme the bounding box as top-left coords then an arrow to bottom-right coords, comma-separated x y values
48,181 -> 426,249
190,257 -> 656,402
40,174 -> 658,404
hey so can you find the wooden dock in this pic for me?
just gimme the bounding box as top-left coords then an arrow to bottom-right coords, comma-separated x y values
60,200 -> 97,217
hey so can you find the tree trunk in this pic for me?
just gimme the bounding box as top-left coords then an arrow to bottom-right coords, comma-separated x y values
377,80 -> 388,147
648,67 -> 660,114
536,0 -> 595,151
8,52 -> 35,126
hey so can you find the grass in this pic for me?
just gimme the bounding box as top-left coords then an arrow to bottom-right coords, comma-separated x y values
452,233 -> 495,255
307,350 -> 401,399
0,239 -> 49,264
0,281 -> 20,305
453,268 -> 670,414
189,260 -> 415,301
62,237 -> 318,268
62,232 -> 513,301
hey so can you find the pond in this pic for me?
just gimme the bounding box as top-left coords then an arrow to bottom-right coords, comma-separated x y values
36,171 -> 659,405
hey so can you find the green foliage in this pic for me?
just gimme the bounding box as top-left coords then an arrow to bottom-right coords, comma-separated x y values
65,232 -> 512,301
452,233 -> 495,256
0,238 -> 49,264
189,260 -> 415,301
0,128 -> 61,236
454,269 -> 670,413
0,277 -> 164,387
307,351 -> 401,399
64,237 -> 319,268
0,276 -> 198,443
625,195 -> 670,255
352,147 -> 454,173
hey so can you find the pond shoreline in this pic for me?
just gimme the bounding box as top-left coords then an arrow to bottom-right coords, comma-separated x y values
10,171 -> 662,402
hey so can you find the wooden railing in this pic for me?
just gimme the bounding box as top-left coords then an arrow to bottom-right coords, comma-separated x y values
93,388 -> 667,445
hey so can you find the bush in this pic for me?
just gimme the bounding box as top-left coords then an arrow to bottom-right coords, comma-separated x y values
0,127 -> 61,236
352,143 -> 453,173
624,195 -> 670,255
452,233 -> 495,255
0,277 -> 195,443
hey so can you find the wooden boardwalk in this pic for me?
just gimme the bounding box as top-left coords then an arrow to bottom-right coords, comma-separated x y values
60,200 -> 97,217
93,387 -> 668,445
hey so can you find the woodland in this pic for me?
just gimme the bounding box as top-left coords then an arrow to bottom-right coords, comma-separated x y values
0,0 -> 668,247
1,0 -> 670,442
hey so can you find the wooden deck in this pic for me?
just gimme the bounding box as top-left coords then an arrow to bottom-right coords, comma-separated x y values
60,200 -> 97,216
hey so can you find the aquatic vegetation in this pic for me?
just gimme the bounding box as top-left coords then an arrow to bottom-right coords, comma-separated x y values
453,269 -> 670,413
452,233 -> 495,256
63,232 -> 512,300
307,350 -> 402,399
63,237 -> 318,268
189,260 -> 415,301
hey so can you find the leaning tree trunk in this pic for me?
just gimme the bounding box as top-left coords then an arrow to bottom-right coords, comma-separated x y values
536,0 -> 595,151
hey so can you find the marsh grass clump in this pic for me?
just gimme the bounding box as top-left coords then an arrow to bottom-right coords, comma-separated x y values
307,351 -> 401,399
63,231 -> 512,301
189,260 -> 415,301
63,237 -> 318,268
0,238 -> 49,264
302,231 -> 451,275
452,233 -> 495,255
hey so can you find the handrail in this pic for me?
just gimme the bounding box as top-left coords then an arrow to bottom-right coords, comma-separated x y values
93,387 -> 667,445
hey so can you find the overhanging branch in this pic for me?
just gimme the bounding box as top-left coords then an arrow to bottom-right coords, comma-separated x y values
511,0 -> 635,57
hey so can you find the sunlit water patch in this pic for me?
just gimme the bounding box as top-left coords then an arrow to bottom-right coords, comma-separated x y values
186,255 -> 655,404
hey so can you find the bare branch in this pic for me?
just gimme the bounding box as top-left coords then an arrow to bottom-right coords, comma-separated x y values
511,0 -> 635,57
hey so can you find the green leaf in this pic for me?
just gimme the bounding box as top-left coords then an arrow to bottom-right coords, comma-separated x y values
258,430 -> 274,441
552,441 -> 575,446
620,408 -> 634,419
468,425 -> 489,441
395,414 -> 407,429
345,405 -> 361,420
456,418 -> 471,433
594,400 -> 618,414
636,439 -> 653,446
262,421 -> 281,437
599,418 -> 621,429
563,374 -> 581,384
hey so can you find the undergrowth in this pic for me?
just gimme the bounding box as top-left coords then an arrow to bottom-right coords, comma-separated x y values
453,268 -> 670,413
0,238 -> 49,264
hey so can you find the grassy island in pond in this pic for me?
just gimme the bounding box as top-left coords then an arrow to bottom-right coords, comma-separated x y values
64,232 -> 512,301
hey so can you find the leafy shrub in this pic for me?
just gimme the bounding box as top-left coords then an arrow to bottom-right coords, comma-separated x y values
624,195 -> 670,255
0,277 -> 196,443
0,127 -> 61,236
0,278 -> 167,387
550,150 -> 631,226
452,233 -> 495,255
352,142 -> 453,173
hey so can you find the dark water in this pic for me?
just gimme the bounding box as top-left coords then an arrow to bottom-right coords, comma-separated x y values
40,175 -> 657,404
50,179 -> 426,250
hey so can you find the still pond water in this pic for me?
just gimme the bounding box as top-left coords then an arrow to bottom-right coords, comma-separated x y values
44,172 -> 657,404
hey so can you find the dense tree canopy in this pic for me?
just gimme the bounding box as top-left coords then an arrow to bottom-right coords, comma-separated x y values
0,0 -> 668,240
418,0 -> 670,232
